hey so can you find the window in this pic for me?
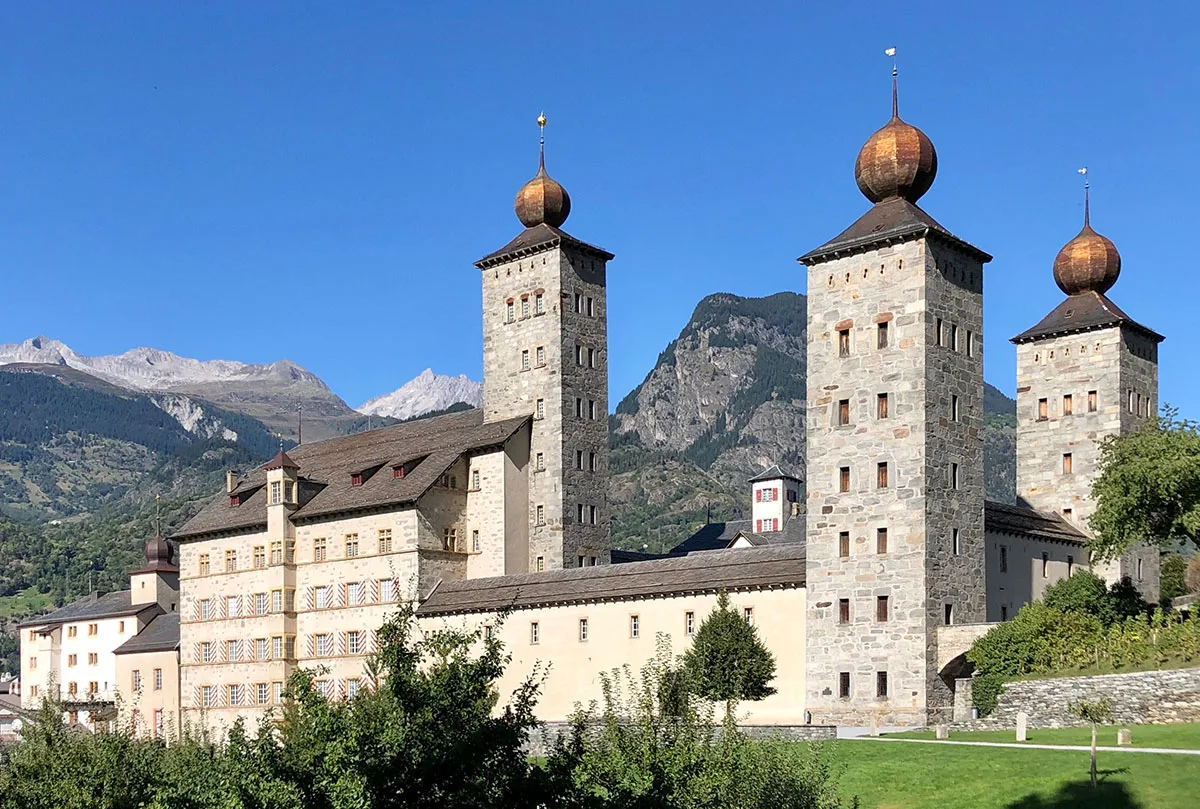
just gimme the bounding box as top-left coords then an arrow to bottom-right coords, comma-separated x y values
1001,605 -> 1009,621
316,634 -> 333,657
1062,453 -> 1073,474
999,545 -> 1008,573
378,529 -> 393,554
589,400 -> 597,420
839,467 -> 850,492
347,630 -> 364,655
67,626 -> 77,638
87,652 -> 98,665
256,638 -> 269,661
345,534 -> 359,557
380,578 -> 397,602
272,636 -> 284,660
536,398 -> 545,419
472,530 -> 481,553
506,300 -> 515,322
226,595 -> 239,618
1138,558 -> 1144,582
201,685 -> 216,708
530,622 -> 540,644
1038,398 -> 1048,421
743,607 -> 754,624
579,618 -> 589,642
269,541 -> 283,565
685,611 -> 696,635
536,346 -> 545,366
285,588 -> 295,612
226,639 -> 240,662
877,321 -> 889,349
227,684 -> 243,707
839,532 -> 850,558
588,348 -> 596,368
1063,508 -> 1073,521
935,318 -> 943,347
536,556 -> 544,572
1063,394 -> 1073,416
951,395 -> 960,422
876,671 -> 889,698
838,328 -> 851,357
68,654 -> 77,667
132,670 -> 142,692
1067,555 -> 1074,577
346,678 -> 362,699
535,293 -> 544,314
575,345 -> 583,365
1041,552 -> 1049,578
67,682 -> 78,696
198,554 -> 210,576
590,505 -> 598,525
838,598 -> 850,624
577,503 -> 585,523
256,683 -> 270,706
253,546 -> 266,568
838,399 -> 850,426
1129,389 -> 1135,413
839,672 -> 851,699
347,581 -> 365,605
575,397 -> 583,418
154,709 -> 163,738
535,504 -> 545,525
630,615 -> 640,638
589,451 -> 598,471
876,596 -> 889,622
536,452 -> 544,471
576,449 -> 584,470
273,682 -> 284,704
944,604 -> 954,625
950,324 -> 959,351
350,472 -> 363,487
29,685 -> 38,699
521,349 -> 530,371
574,293 -> 583,313
29,656 -> 37,670
271,589 -> 283,613
443,527 -> 457,551
201,642 -> 215,663
521,297 -> 529,318
877,527 -> 888,554
471,469 -> 481,490
314,537 -> 327,562
200,599 -> 215,620
877,393 -> 889,419
1088,390 -> 1097,412
952,529 -> 961,556
316,585 -> 331,609
224,549 -> 237,572
254,592 -> 268,615
950,463 -> 960,490
877,462 -> 889,489
966,330 -> 975,357
88,624 -> 98,636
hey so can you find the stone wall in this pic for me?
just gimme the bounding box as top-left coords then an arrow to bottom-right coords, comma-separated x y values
525,722 -> 837,757
957,668 -> 1200,729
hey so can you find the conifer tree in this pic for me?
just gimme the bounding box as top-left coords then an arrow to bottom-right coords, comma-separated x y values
682,590 -> 777,715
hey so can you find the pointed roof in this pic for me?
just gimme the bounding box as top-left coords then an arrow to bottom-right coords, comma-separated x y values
263,449 -> 299,471
749,464 -> 802,483
476,222 -> 613,269
1011,290 -> 1163,344
798,197 -> 991,265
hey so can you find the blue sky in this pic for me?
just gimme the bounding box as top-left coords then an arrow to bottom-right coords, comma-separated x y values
0,2 -> 1196,414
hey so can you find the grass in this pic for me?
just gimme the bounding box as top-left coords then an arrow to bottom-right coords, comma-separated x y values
830,737 -> 1200,808
0,587 -> 54,618
884,721 -> 1200,749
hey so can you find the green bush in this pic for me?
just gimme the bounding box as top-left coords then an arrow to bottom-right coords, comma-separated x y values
1161,555 -> 1189,602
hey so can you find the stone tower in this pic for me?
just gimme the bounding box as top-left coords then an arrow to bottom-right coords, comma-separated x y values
799,73 -> 991,727
1012,184 -> 1162,596
476,116 -> 614,571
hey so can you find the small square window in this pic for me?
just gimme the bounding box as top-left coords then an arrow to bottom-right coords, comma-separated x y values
838,399 -> 850,426
876,462 -> 889,489
839,531 -> 850,558
1088,391 -> 1097,412
685,611 -> 696,635
876,595 -> 889,622
536,398 -> 545,419
838,329 -> 851,358
1063,394 -> 1073,416
839,467 -> 851,492
530,622 -> 540,645
1062,453 -> 1073,474
877,321 -> 889,349
578,618 -> 588,642
876,527 -> 888,554
839,672 -> 851,699
536,556 -> 544,572
838,598 -> 850,624
876,671 -> 889,698
877,393 -> 889,419
630,614 -> 640,638
1038,398 -> 1048,421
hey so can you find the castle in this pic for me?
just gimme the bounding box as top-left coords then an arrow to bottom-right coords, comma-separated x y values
21,71 -> 1163,734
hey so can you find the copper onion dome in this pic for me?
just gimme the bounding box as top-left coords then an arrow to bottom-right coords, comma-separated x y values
1053,187 -> 1120,295
143,536 -> 174,570
854,73 -> 938,204
514,113 -> 571,228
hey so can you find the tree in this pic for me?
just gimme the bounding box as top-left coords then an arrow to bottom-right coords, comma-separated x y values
1071,696 -> 1114,788
1089,407 -> 1200,559
682,590 -> 776,714
1161,555 -> 1189,602
1043,571 -> 1108,616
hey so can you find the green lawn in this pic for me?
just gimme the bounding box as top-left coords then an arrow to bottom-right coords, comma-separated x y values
829,738 -> 1200,808
884,722 -> 1200,750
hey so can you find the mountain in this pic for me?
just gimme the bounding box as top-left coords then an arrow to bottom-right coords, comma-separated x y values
358,369 -> 483,421
0,337 -> 366,442
609,291 -> 1018,553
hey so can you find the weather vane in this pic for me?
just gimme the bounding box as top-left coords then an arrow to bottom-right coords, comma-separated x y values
885,47 -> 897,77
1077,167 -> 1090,224
885,47 -> 898,116
537,111 -> 547,165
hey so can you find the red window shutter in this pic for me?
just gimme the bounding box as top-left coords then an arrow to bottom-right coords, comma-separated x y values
773,519 -> 779,531
755,489 -> 762,502
774,488 -> 780,501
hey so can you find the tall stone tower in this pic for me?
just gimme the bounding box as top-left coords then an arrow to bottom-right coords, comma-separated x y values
476,115 -> 613,572
1012,182 -> 1162,596
799,72 -> 991,727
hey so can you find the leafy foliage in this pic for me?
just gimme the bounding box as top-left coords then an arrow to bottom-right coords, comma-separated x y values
1089,406 -> 1200,559
1043,571 -> 1149,625
682,591 -> 777,707
1160,555 -> 1189,602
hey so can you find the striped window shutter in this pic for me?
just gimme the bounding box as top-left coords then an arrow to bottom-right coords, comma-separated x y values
305,634 -> 315,658
305,587 -> 315,610
191,643 -> 201,664
191,685 -> 200,707
335,679 -> 344,700
336,632 -> 346,655
191,600 -> 201,621
336,583 -> 346,608
233,640 -> 242,662
368,579 -> 379,603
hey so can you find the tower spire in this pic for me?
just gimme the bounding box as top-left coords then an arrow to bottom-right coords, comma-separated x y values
1078,167 -> 1090,227
538,111 -> 547,169
886,47 -> 898,118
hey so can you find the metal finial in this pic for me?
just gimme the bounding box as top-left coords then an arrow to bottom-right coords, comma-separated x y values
154,493 -> 161,538
885,47 -> 898,117
1077,167 -> 1090,227
537,111 -> 547,169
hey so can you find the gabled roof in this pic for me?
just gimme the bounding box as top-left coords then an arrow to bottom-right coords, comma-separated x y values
670,520 -> 752,554
798,197 -> 991,265
1011,290 -> 1163,344
731,515 -> 806,548
984,500 -> 1088,544
749,464 -> 802,483
175,409 -> 529,540
475,223 -> 614,268
114,613 -> 180,655
416,544 -> 806,617
263,449 -> 299,471
18,591 -> 158,629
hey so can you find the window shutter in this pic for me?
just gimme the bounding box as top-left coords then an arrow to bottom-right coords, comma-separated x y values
755,489 -> 762,502
336,632 -> 346,655
774,488 -> 780,501
305,635 -> 315,657
756,520 -> 762,532
368,579 -> 379,603
305,587 -> 315,610
191,643 -> 200,664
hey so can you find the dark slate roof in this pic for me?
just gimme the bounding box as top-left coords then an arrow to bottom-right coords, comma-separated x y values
670,520 -> 752,554
114,613 -> 180,655
798,197 -> 992,265
18,591 -> 156,629
732,515 -> 806,547
175,409 -> 529,539
1011,290 -> 1164,344
416,544 -> 806,617
475,223 -> 614,268
748,464 -> 802,483
984,500 -> 1088,544
0,692 -> 19,714
611,549 -> 669,563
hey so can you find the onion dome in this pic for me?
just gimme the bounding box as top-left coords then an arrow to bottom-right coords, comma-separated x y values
854,74 -> 938,204
1053,187 -> 1120,295
144,536 -> 172,568
514,113 -> 571,228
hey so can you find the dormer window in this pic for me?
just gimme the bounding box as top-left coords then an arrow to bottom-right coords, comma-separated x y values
228,495 -> 240,507
351,473 -> 363,487
393,465 -> 405,479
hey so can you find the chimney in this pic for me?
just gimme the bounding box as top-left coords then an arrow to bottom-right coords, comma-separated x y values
225,470 -> 239,493
791,502 -> 801,518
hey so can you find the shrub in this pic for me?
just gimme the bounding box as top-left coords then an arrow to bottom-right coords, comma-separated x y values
1161,555 -> 1188,602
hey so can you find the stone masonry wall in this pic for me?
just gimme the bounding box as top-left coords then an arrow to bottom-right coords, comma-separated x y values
959,668 -> 1200,729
